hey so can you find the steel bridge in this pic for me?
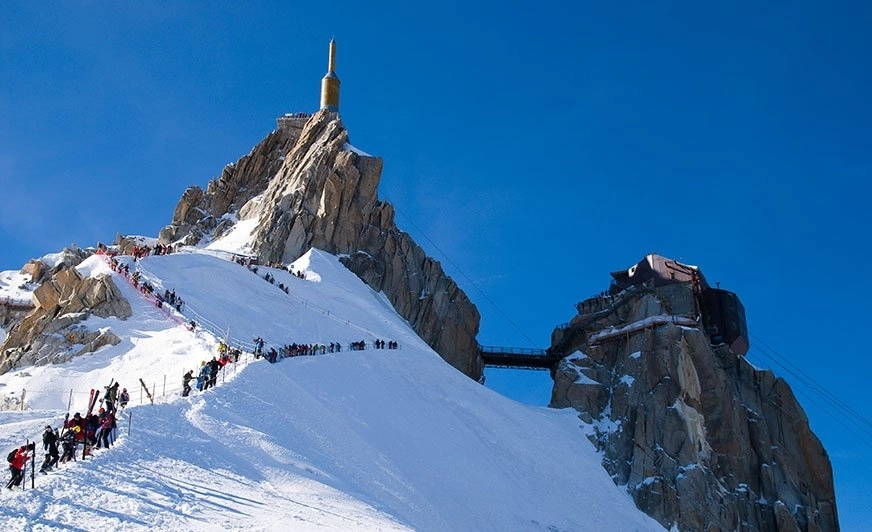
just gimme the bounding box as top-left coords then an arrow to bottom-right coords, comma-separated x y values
478,344 -> 559,370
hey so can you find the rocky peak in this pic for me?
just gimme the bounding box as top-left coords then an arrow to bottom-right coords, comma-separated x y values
549,257 -> 838,531
162,110 -> 482,378
160,118 -> 305,246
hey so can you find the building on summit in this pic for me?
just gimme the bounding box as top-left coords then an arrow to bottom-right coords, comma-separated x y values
320,39 -> 340,112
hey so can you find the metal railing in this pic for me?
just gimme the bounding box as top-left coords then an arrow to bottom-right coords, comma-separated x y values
479,345 -> 547,356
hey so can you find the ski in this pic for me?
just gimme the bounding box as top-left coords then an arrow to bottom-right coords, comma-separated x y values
86,389 -> 100,417
86,389 -> 95,415
30,438 -> 34,489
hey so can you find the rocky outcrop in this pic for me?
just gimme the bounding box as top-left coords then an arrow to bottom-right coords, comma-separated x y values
160,116 -> 307,246
162,110 -> 482,378
550,281 -> 838,531
0,263 -> 130,374
245,112 -> 481,377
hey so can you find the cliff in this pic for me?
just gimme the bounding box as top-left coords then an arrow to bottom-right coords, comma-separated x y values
160,111 -> 482,378
549,263 -> 838,531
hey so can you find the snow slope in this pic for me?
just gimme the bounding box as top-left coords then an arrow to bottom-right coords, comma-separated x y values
0,248 -> 663,531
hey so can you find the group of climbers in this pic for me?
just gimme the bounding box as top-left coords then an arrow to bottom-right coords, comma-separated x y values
373,339 -> 399,349
278,342 -> 340,358
6,382 -> 130,489
157,288 -> 184,312
171,342 -> 246,398
262,338 -> 399,362
129,243 -> 174,259
108,254 -> 187,317
185,344 -> 241,395
6,243 -> 407,490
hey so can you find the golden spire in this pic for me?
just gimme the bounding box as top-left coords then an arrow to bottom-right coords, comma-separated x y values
320,39 -> 340,112
328,38 -> 336,73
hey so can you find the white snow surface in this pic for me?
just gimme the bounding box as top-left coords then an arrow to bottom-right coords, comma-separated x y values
343,142 -> 372,157
0,248 -> 663,531
203,217 -> 258,257
0,269 -> 35,304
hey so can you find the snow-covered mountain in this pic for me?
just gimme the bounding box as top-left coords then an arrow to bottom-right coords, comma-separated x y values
0,241 -> 663,531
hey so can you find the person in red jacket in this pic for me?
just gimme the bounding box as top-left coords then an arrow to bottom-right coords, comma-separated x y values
6,445 -> 30,489
64,413 -> 86,441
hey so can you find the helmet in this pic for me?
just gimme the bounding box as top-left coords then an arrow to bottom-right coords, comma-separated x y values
74,412 -> 81,418
45,425 -> 52,430
98,408 -> 105,413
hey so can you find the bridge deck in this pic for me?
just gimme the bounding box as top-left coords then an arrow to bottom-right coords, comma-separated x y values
479,345 -> 558,370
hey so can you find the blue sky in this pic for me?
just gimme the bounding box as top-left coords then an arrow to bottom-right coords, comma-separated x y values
2,1 -> 870,528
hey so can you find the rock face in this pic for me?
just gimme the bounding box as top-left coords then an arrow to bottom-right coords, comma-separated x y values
0,261 -> 129,374
161,111 -> 482,378
160,115 -> 308,246
550,273 -> 838,531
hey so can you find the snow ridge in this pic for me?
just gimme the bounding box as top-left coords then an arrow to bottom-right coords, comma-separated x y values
0,247 -> 663,531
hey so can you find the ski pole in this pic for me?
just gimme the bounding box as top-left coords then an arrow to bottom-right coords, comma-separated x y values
22,440 -> 27,491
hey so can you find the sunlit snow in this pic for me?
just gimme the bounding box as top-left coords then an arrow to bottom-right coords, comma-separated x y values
0,246 -> 663,531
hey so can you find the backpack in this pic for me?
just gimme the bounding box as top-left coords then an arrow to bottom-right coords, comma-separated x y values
6,449 -> 16,463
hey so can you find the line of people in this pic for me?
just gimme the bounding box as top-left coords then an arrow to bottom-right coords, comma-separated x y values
257,338 -> 401,362
182,344 -> 240,396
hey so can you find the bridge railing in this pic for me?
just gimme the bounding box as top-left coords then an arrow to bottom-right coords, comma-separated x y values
478,345 -> 548,357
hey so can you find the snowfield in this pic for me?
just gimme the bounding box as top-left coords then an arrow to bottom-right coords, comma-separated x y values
0,246 -> 663,531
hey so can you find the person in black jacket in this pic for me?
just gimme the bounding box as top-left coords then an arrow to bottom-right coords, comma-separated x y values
207,357 -> 221,388
40,425 -> 60,473
104,382 -> 120,413
182,370 -> 193,397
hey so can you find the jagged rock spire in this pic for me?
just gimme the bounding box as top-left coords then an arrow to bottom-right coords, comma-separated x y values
162,110 -> 482,379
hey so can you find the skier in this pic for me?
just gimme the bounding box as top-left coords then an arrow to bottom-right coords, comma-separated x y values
59,428 -> 77,463
182,370 -> 193,397
40,425 -> 59,473
118,388 -> 130,410
207,357 -> 221,389
6,445 -> 30,489
96,408 -> 115,449
197,362 -> 210,391
104,381 -> 120,413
